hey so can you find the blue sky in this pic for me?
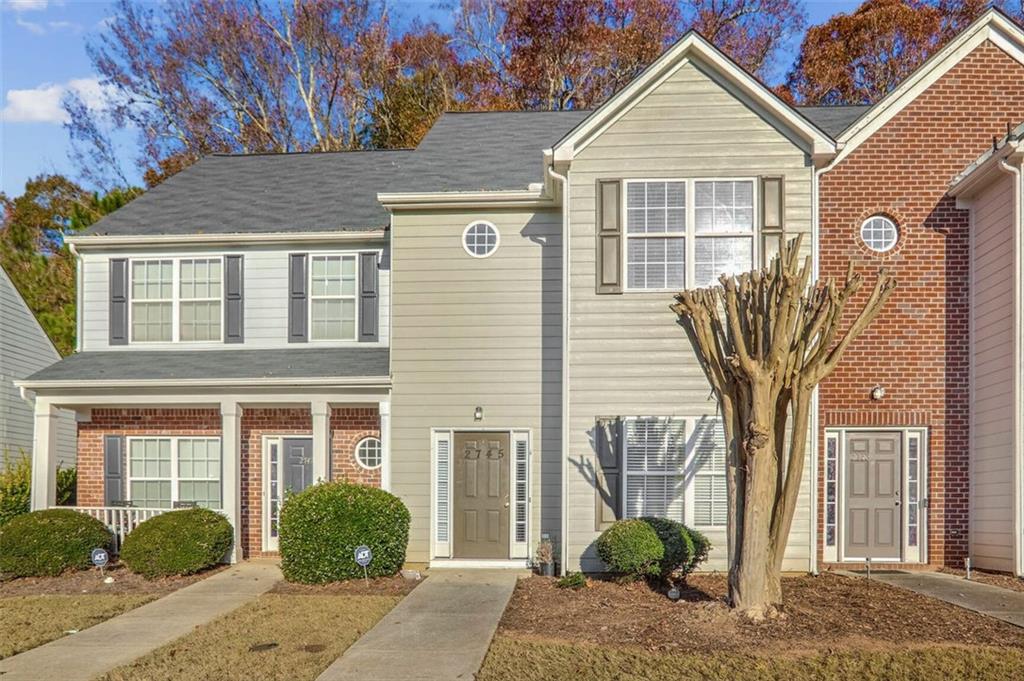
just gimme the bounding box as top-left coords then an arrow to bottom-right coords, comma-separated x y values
0,0 -> 861,198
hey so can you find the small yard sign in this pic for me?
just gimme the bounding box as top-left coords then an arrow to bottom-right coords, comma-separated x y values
354,545 -> 372,584
91,548 -> 109,568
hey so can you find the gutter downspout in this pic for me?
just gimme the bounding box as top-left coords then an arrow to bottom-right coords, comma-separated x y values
547,163 -> 570,577
69,241 -> 82,354
809,164 -> 826,576
997,157 -> 1023,577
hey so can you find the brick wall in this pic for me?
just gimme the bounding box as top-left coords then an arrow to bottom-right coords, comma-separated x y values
77,409 -> 222,507
239,408 -> 312,558
329,407 -> 381,487
817,41 -> 1024,567
77,406 -> 380,559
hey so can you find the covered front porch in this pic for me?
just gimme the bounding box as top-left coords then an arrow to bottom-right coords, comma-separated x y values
17,348 -> 392,561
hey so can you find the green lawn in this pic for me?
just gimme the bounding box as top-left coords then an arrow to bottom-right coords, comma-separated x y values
98,593 -> 401,681
479,635 -> 1024,681
0,594 -> 156,659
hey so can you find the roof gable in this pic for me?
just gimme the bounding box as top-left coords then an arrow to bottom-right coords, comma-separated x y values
550,31 -> 837,164
832,8 -> 1024,166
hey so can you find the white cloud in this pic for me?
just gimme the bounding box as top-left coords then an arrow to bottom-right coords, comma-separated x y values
15,15 -> 44,33
4,0 -> 50,12
0,77 -> 104,124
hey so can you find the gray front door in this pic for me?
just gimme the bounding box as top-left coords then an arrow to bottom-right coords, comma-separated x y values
282,438 -> 314,495
844,431 -> 902,560
453,432 -> 510,559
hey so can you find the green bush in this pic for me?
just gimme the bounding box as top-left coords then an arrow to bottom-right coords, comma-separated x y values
0,454 -> 78,527
279,481 -> 410,584
0,455 -> 31,527
120,508 -> 233,578
595,519 -> 664,581
556,571 -> 587,590
638,516 -> 711,578
0,508 -> 111,577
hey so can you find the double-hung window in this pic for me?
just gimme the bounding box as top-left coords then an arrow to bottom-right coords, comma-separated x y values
130,257 -> 223,343
621,416 -> 728,529
127,437 -> 222,509
624,179 -> 756,290
310,255 -> 357,340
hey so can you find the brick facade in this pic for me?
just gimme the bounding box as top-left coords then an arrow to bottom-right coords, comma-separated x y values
77,405 -> 380,559
817,41 -> 1024,568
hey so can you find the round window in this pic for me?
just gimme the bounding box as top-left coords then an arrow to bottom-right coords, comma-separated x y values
462,221 -> 500,258
354,437 -> 382,470
860,215 -> 898,253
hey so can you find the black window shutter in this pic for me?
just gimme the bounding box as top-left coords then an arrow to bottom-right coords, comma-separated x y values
358,252 -> 379,342
288,253 -> 308,343
104,435 -> 125,505
596,180 -> 622,294
224,255 -> 244,343
109,259 -> 129,345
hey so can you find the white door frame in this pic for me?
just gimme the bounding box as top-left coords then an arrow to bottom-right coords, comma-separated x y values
430,427 -> 531,565
261,434 -> 313,553
824,427 -> 928,564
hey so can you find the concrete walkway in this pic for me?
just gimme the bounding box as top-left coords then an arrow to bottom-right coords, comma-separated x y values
867,570 -> 1024,628
316,569 -> 520,681
0,560 -> 281,681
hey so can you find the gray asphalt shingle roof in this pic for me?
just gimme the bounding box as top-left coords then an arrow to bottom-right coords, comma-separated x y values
83,105 -> 868,237
22,348 -> 389,383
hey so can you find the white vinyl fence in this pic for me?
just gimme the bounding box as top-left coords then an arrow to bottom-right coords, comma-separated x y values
64,506 -> 167,553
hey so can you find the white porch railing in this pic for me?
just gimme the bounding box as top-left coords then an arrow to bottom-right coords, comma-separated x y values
64,506 -> 168,553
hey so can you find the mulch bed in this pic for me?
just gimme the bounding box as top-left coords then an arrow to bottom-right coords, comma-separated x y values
940,567 -> 1024,593
498,573 -> 1024,656
0,563 -> 226,597
270,573 -> 422,597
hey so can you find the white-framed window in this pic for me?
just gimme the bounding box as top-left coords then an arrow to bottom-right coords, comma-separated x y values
127,436 -> 222,509
620,416 -> 728,529
354,436 -> 382,470
309,254 -> 357,341
130,260 -> 173,342
179,259 -> 222,341
130,257 -> 224,343
462,221 -> 500,258
624,178 -> 756,291
622,418 -> 686,521
691,417 -> 727,527
860,215 -> 898,252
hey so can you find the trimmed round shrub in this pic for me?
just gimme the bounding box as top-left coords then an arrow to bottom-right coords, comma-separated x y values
279,481 -> 410,584
0,509 -> 111,577
639,516 -> 711,578
121,508 -> 233,578
595,519 -> 664,581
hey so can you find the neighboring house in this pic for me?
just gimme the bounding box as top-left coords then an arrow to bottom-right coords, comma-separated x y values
0,264 -> 76,470
16,9 -> 1024,576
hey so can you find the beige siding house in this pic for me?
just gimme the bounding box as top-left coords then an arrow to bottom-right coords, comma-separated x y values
950,123 -> 1024,576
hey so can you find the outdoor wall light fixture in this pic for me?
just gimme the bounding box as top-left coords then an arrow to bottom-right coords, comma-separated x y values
870,386 -> 886,401
474,406 -> 484,421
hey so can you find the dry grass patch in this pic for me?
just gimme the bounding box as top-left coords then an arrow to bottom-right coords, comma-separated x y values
98,593 -> 402,681
478,574 -> 1024,681
479,636 -> 1024,681
0,594 -> 155,659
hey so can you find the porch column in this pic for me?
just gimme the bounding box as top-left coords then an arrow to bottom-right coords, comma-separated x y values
379,399 -> 391,491
29,401 -> 58,511
311,400 -> 329,482
221,401 -> 242,563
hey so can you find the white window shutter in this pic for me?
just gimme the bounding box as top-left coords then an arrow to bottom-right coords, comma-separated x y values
511,433 -> 529,559
433,430 -> 451,558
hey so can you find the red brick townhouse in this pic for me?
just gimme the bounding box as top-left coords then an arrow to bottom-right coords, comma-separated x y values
816,9 -> 1024,574
16,9 -> 1024,576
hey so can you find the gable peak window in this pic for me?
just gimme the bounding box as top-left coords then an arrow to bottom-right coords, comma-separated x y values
860,215 -> 898,253
624,179 -> 756,291
463,221 -> 500,258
